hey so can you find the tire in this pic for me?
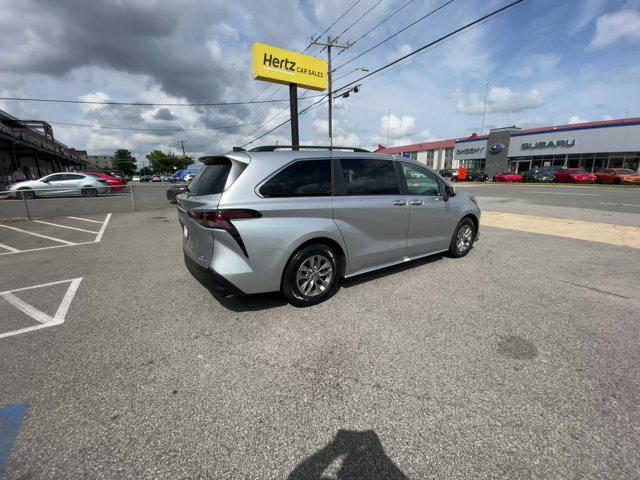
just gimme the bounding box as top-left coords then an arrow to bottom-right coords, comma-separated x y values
18,188 -> 35,200
282,243 -> 339,307
448,218 -> 475,258
82,187 -> 98,197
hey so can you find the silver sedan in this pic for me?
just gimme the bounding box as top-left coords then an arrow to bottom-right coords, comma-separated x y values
8,172 -> 111,198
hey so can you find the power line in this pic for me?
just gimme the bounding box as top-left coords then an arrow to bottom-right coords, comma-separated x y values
317,0 -> 385,55
312,0 -> 363,44
333,0 -> 456,72
334,0 -> 525,95
239,95 -> 330,147
46,116 -> 290,132
335,0 -> 419,58
0,95 -> 323,108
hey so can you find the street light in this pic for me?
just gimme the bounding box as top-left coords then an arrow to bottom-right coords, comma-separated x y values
480,81 -> 490,134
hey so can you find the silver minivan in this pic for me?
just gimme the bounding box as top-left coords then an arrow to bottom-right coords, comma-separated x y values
177,146 -> 480,306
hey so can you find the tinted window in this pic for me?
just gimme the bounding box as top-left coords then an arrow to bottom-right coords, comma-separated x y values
188,161 -> 232,196
260,160 -> 330,197
66,174 -> 85,180
45,174 -> 66,181
402,163 -> 440,195
340,158 -> 399,195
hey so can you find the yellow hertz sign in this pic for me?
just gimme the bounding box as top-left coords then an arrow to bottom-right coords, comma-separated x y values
252,43 -> 328,91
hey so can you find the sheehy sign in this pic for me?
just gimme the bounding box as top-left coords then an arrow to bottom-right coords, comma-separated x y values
252,43 -> 328,91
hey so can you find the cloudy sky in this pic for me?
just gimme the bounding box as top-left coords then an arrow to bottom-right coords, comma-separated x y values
1,0 -> 639,166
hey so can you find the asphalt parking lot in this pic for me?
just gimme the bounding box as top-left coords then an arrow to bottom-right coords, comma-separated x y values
1,184 -> 639,479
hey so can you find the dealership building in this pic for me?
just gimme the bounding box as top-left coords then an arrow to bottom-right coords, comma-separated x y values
376,116 -> 640,178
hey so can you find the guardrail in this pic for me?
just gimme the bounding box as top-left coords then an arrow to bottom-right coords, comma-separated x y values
0,183 -> 179,220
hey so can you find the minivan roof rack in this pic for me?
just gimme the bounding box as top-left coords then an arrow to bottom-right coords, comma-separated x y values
248,145 -> 370,153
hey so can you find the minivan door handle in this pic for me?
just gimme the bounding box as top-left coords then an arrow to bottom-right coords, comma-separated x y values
392,199 -> 407,206
410,200 -> 424,206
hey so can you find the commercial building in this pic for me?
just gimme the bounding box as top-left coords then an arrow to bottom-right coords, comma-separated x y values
86,155 -> 115,170
376,116 -> 640,178
0,109 -> 88,181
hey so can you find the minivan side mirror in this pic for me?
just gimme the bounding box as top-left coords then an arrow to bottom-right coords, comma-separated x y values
444,185 -> 456,200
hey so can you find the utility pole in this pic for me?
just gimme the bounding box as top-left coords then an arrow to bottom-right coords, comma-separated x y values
480,81 -> 490,134
311,36 -> 351,146
177,140 -> 187,158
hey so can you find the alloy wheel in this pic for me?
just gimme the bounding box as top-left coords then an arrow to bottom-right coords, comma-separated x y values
295,254 -> 333,297
456,224 -> 473,253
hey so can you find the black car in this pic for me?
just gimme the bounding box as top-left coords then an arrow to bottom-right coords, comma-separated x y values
521,167 -> 560,183
166,182 -> 189,203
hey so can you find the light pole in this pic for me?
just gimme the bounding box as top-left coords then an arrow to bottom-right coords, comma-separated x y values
480,81 -> 490,134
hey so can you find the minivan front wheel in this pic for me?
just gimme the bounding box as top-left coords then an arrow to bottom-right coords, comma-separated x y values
449,218 -> 475,258
283,244 -> 339,307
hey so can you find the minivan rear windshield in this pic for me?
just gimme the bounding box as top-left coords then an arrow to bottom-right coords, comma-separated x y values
187,158 -> 247,196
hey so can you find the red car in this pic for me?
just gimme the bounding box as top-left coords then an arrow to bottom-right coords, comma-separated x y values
493,171 -> 522,182
554,168 -> 597,184
82,171 -> 124,191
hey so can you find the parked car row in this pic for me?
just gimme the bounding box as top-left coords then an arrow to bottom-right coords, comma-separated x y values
492,167 -> 640,184
8,172 -> 112,198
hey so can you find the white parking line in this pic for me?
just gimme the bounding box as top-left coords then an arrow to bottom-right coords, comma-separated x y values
600,202 -> 640,208
34,220 -> 99,235
0,213 -> 111,255
0,242 -> 21,253
0,278 -> 82,339
0,224 -> 76,245
67,216 -> 103,224
523,191 -> 599,196
94,213 -> 111,242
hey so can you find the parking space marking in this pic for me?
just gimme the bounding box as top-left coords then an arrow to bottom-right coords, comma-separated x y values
0,242 -> 20,253
0,225 -> 76,245
94,213 -> 112,242
523,191 -> 599,196
0,213 -> 111,256
483,211 -> 640,249
0,278 -> 82,339
33,220 -> 99,234
600,202 -> 640,208
67,216 -> 104,224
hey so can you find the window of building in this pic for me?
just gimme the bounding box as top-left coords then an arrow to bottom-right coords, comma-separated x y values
426,150 -> 435,168
444,148 -> 453,169
260,159 -> 331,197
339,158 -> 400,196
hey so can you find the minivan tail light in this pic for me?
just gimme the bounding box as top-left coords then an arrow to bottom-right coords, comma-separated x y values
188,209 -> 261,258
189,209 -> 261,230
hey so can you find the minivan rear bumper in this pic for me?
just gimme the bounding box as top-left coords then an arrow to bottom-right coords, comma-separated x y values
183,253 -> 245,296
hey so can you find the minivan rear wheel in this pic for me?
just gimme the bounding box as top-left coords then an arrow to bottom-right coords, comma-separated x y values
448,218 -> 475,258
282,243 -> 339,307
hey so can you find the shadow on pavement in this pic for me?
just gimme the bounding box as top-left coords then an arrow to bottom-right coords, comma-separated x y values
288,429 -> 409,480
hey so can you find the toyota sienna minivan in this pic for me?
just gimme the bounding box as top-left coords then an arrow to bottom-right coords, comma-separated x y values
177,146 -> 480,306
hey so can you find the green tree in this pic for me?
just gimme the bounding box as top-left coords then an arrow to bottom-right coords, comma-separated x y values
113,149 -> 137,175
146,150 -> 194,174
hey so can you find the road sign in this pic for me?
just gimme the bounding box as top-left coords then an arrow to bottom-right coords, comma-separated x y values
252,43 -> 328,91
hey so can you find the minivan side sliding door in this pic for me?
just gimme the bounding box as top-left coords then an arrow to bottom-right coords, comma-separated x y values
401,162 -> 456,256
332,157 -> 409,272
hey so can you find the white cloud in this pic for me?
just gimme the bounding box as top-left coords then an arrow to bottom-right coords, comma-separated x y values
508,53 -> 561,79
603,114 -> 613,120
379,114 -> 416,139
207,39 -> 222,61
78,91 -> 111,113
454,86 -> 546,115
568,115 -> 588,124
589,9 -> 640,49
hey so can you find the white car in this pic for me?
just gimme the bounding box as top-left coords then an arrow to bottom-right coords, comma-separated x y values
9,172 -> 111,198
131,175 -> 141,182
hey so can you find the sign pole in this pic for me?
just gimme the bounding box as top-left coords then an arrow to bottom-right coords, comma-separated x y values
289,83 -> 299,150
